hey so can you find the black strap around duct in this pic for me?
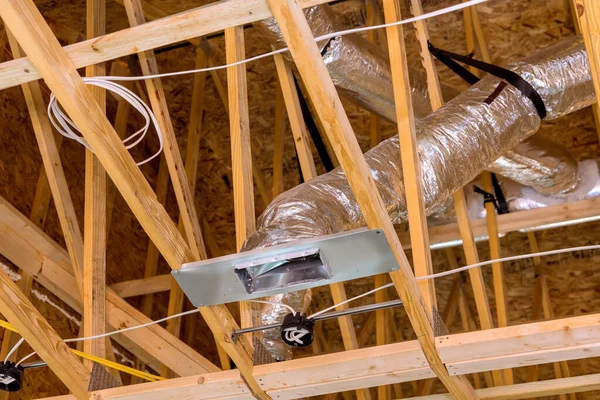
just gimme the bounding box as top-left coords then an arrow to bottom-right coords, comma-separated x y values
293,75 -> 335,172
427,41 -> 547,119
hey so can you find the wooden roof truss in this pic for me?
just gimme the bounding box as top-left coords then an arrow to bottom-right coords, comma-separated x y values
0,0 -> 598,398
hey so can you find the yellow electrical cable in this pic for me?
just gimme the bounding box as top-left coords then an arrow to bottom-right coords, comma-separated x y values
0,319 -> 18,333
71,350 -> 165,382
0,320 -> 165,382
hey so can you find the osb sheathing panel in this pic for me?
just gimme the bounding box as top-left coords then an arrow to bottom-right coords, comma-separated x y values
0,0 -> 598,398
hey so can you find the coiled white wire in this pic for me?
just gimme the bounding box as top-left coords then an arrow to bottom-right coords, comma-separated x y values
46,0 -> 487,164
48,77 -> 163,166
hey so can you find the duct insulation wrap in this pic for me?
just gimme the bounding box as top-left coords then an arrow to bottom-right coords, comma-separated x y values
243,36 -> 595,360
255,3 -> 582,193
492,135 -> 580,196
254,4 -> 436,120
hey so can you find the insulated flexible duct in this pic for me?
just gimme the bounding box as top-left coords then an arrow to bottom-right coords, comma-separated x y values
244,37 -> 595,360
492,135 -> 580,195
255,3 -> 580,193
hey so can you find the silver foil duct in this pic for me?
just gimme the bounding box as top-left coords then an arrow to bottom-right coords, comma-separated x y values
243,37 -> 595,360
491,135 -> 580,195
256,3 -> 580,192
254,4 -> 435,120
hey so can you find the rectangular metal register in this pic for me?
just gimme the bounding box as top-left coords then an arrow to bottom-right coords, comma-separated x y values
173,228 -> 400,307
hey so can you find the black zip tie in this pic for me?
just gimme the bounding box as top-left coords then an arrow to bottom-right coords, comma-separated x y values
428,41 -> 547,119
473,185 -> 499,211
491,172 -> 509,215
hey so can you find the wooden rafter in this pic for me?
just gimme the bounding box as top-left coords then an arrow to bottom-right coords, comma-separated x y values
273,52 -> 370,400
31,311 -> 600,399
525,231 -> 576,400
267,0 -> 476,397
571,0 -> 600,143
0,270 -> 90,399
410,0 -> 505,388
225,24 -> 256,331
461,7 -> 513,385
271,84 -> 286,197
83,0 -> 109,369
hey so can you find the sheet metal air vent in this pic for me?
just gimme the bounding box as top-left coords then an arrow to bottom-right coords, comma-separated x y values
173,228 -> 400,307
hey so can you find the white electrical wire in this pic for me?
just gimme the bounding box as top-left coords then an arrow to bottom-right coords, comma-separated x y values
89,0 -> 489,84
48,78 -> 164,166
4,337 -> 24,363
11,300 -> 294,366
250,299 -> 297,315
14,309 -> 200,367
47,0 -> 487,163
309,243 -> 600,319
7,243 -> 599,363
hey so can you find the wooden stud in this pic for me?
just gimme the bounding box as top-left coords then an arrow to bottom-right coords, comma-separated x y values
0,270 -> 90,399
273,50 -> 370,400
83,0 -> 108,369
273,55 -> 318,183
4,31 -> 85,300
407,7 -> 497,384
460,6 -> 513,383
266,0 -> 476,397
525,232 -> 576,400
570,0 -> 600,143
581,0 -> 600,145
122,0 -> 206,262
393,0 -> 438,314
272,84 -> 286,197
225,25 -> 256,332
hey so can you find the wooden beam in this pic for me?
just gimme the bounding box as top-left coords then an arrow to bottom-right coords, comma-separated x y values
0,0 -> 262,395
109,274 -> 172,298
460,4 -> 512,384
122,0 -> 206,263
0,270 -> 90,399
83,0 -> 108,369
407,4 -> 496,381
4,32 -> 85,301
525,232 -> 576,400
35,313 -> 600,400
273,54 -> 318,180
121,0 -> 214,379
225,25 -> 256,332
570,0 -> 600,143
273,51 -> 369,400
581,0 -> 600,144
398,196 -> 600,249
0,0 -> 361,92
403,373 -> 600,399
402,0 -> 440,315
266,0 -> 476,398
271,84 -> 286,198
0,194 -> 220,376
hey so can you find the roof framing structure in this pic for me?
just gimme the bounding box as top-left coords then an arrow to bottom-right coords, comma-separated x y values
0,0 -> 598,398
